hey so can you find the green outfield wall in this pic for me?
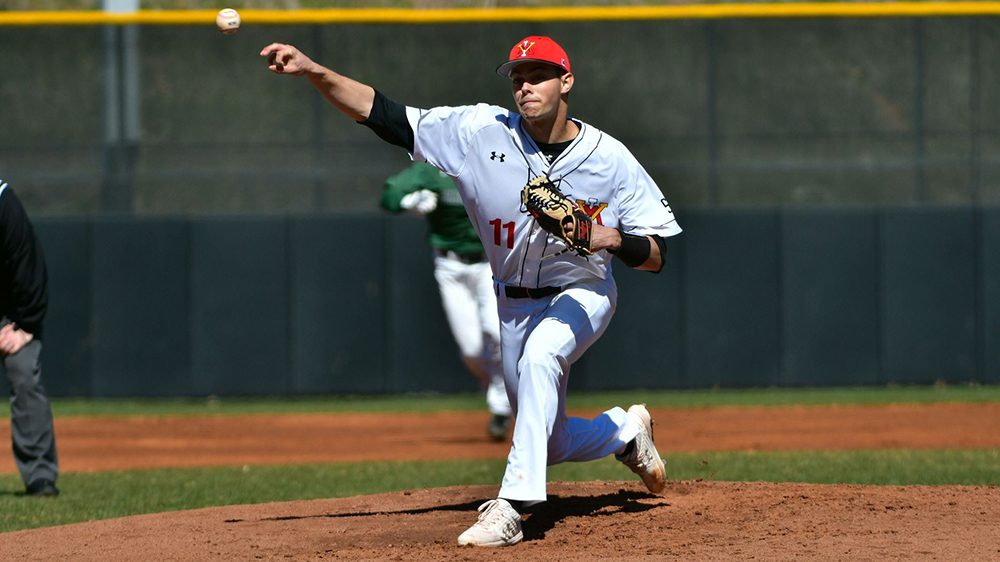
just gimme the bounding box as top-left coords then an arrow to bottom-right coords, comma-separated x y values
0,206 -> 992,398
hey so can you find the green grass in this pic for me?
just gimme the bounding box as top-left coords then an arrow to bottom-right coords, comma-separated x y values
1,449 -> 997,533
0,384 -> 996,533
549,449 -> 1000,486
0,460 -> 505,532
18,383 -> 1000,418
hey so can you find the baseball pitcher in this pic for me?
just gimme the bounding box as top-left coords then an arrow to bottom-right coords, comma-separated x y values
261,34 -> 681,547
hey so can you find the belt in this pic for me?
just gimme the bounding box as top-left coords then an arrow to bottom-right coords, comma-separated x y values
435,248 -> 485,264
504,285 -> 562,299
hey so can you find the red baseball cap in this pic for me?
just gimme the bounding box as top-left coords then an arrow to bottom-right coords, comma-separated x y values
496,35 -> 571,78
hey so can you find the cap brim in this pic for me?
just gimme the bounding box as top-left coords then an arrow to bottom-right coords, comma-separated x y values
495,58 -> 567,78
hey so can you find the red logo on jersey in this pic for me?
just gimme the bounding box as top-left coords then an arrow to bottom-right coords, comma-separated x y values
576,200 -> 608,225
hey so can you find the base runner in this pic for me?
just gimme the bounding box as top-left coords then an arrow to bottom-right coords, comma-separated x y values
381,161 -> 512,441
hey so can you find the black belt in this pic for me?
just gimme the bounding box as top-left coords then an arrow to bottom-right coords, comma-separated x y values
504,285 -> 562,299
435,248 -> 485,264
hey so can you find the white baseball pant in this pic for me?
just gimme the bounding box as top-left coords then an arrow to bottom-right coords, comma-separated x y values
495,276 -> 643,504
434,254 -> 511,417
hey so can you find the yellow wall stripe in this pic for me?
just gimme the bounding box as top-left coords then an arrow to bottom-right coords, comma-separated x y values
2,3 -> 1000,26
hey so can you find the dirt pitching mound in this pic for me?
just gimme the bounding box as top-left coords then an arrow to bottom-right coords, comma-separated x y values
2,480 -> 998,561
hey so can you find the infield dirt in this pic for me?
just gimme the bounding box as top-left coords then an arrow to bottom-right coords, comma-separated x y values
1,402 -> 999,560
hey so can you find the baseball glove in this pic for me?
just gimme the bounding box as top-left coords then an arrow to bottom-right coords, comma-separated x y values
521,176 -> 593,256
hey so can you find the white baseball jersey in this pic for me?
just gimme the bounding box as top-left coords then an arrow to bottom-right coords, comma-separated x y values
406,104 -> 682,288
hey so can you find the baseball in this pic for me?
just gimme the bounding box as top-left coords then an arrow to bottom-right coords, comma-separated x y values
215,8 -> 240,34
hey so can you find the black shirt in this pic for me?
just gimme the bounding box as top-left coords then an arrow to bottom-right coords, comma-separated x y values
0,182 -> 48,338
536,139 -> 573,164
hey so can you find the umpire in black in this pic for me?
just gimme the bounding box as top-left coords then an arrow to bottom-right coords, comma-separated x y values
0,178 -> 59,497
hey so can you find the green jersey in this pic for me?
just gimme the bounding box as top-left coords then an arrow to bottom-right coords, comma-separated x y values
380,162 -> 484,256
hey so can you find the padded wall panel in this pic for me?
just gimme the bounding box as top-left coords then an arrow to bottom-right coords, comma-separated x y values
289,215 -> 387,394
981,207 -> 1000,382
781,210 -> 880,385
682,210 -> 781,387
190,217 -> 289,395
91,219 -> 190,396
882,208 -> 977,383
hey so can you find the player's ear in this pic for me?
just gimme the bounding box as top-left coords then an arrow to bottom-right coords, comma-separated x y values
560,72 -> 574,94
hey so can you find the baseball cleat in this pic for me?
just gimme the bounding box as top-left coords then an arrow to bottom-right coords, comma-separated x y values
487,414 -> 512,441
25,479 -> 60,497
457,498 -> 523,547
616,404 -> 667,494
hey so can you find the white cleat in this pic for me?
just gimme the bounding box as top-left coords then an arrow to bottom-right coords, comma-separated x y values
616,404 -> 667,494
457,498 -> 523,547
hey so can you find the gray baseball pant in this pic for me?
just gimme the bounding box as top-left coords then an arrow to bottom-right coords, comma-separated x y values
3,337 -> 59,488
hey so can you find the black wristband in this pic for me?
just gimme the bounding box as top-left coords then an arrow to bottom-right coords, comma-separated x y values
609,229 -> 651,268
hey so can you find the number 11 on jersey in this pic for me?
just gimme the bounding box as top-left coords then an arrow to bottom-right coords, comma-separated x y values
489,218 -> 515,249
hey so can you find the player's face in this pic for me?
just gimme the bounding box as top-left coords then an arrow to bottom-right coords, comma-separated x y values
510,63 -> 572,122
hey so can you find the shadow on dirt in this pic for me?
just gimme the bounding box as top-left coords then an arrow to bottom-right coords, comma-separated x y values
225,497 -> 485,524
226,487 -> 670,544
522,489 -> 670,541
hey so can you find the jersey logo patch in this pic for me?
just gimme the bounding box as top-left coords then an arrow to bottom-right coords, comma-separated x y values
490,151 -> 506,162
576,199 -> 608,226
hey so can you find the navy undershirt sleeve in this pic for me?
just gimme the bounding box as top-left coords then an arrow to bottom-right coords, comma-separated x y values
360,90 -> 414,152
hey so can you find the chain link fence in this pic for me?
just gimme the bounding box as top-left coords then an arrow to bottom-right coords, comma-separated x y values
2,17 -> 998,215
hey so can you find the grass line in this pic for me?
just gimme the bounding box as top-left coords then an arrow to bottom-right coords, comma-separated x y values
21,384 -> 1000,418
1,448 -> 997,533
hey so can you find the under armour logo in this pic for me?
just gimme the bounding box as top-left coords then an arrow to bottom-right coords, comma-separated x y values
490,152 -> 506,162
